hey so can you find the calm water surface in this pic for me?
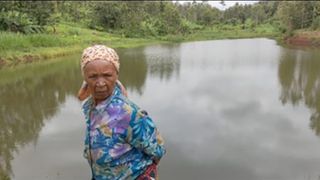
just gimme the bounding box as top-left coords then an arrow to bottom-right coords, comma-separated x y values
1,38 -> 320,180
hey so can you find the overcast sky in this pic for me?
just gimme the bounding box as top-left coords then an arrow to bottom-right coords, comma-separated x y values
176,1 -> 259,10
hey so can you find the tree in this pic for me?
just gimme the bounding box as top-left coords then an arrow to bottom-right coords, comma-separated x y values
0,1 -> 60,33
276,1 -> 315,33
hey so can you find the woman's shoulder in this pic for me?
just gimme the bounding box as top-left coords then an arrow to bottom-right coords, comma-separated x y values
111,94 -> 139,111
112,96 -> 151,119
111,88 -> 141,112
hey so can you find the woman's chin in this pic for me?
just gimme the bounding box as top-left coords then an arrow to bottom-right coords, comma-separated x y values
94,92 -> 109,101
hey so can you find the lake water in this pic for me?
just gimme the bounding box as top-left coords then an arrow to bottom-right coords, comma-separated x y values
1,38 -> 320,180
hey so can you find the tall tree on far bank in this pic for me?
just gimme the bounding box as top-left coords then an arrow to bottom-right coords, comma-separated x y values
276,1 -> 315,33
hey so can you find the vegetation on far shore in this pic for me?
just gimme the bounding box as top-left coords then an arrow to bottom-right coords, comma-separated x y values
0,22 -> 282,67
0,22 -> 166,67
0,1 -> 320,67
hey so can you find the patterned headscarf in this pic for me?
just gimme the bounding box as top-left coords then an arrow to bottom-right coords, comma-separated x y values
78,45 -> 127,101
81,44 -> 120,73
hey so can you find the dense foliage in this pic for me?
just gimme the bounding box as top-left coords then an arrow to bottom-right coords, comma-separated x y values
0,1 -> 320,36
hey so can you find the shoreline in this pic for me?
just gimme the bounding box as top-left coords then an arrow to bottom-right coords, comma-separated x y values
0,37 -> 278,69
0,23 -> 282,69
0,27 -> 318,69
0,39 -> 167,69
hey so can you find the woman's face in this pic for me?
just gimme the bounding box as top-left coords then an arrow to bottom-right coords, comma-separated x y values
83,60 -> 118,105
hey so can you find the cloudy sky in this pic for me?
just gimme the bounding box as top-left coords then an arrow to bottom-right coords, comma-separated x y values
176,1 -> 259,10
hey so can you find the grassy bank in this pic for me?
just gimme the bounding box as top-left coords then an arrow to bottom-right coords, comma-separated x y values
0,22 -> 165,67
0,22 -> 281,67
161,23 -> 281,42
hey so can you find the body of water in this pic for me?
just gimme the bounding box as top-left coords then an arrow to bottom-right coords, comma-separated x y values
1,38 -> 320,180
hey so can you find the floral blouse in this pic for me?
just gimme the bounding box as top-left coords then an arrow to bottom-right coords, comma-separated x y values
82,84 -> 166,180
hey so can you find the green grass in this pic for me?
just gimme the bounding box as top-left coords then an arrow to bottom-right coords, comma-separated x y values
157,23 -> 281,43
0,23 -> 166,66
0,22 -> 282,67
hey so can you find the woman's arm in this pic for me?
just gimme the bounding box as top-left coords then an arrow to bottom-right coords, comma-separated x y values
126,109 -> 166,162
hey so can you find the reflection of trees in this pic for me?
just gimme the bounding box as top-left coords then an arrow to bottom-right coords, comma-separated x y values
278,49 -> 320,136
117,47 -> 148,95
0,58 -> 82,179
144,44 -> 181,81
118,44 -> 181,95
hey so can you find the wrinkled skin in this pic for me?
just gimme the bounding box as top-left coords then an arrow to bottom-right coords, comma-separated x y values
83,60 -> 118,105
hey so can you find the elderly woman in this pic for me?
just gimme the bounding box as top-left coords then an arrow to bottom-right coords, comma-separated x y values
77,45 -> 166,180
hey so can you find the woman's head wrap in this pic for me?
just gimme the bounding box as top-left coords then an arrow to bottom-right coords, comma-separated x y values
81,44 -> 120,73
78,45 -> 127,101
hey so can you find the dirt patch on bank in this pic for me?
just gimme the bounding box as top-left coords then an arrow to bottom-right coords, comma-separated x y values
0,58 -> 6,67
20,55 -> 41,64
285,31 -> 320,47
1,54 -> 49,69
2,55 -> 36,67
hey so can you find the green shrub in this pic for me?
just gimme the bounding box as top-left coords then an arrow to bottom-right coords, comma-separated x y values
179,19 -> 202,34
0,10 -> 44,34
311,16 -> 320,30
140,18 -> 159,37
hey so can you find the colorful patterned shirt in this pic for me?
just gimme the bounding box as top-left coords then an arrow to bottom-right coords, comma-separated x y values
82,84 -> 166,180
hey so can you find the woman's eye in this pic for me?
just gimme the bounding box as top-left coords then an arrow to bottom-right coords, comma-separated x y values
89,75 -> 97,79
103,74 -> 112,77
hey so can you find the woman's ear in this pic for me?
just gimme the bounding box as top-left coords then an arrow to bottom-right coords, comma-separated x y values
77,81 -> 91,101
116,80 -> 128,97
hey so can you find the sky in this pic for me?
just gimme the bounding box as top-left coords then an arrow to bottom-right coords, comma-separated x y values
176,1 -> 259,10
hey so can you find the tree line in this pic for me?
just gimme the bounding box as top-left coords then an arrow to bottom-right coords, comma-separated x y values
0,1 -> 320,37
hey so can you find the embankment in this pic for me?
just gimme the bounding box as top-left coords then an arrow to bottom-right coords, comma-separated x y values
284,30 -> 320,47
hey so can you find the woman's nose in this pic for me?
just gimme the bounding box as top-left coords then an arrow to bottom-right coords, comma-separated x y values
96,78 -> 106,86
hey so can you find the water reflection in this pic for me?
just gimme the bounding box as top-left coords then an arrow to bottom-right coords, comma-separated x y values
0,56 -> 82,179
2,40 -> 320,180
144,44 -> 181,81
117,47 -> 148,95
278,49 -> 320,135
118,44 -> 181,95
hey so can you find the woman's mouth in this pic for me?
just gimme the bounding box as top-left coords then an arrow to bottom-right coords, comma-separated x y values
95,90 -> 107,95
